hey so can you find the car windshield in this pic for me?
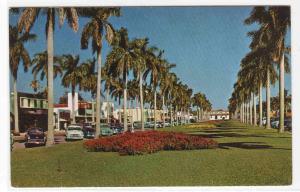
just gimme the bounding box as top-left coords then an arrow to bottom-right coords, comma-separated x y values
28,128 -> 43,133
68,127 -> 81,131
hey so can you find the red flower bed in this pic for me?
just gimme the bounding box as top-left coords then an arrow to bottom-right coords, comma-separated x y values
83,131 -> 218,155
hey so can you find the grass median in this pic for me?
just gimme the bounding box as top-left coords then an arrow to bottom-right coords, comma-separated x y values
11,120 -> 292,187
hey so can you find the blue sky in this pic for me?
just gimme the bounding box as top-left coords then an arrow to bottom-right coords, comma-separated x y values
9,7 -> 291,109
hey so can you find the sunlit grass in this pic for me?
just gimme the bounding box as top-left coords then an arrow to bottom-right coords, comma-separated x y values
11,120 -> 292,187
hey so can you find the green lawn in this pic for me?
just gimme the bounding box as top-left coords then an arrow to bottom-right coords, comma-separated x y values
11,120 -> 292,187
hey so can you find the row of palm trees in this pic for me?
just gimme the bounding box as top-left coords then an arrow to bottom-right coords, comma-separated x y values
228,6 -> 290,133
10,7 -> 212,146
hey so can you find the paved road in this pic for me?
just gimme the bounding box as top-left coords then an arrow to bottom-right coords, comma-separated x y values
12,135 -> 67,150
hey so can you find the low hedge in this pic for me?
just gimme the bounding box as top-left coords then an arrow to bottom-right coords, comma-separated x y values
83,131 -> 218,155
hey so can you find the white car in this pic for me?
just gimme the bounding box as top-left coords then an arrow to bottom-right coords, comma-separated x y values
271,120 -> 279,128
65,125 -> 84,140
164,122 -> 171,127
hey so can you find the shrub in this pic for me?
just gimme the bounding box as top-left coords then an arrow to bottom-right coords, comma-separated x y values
83,131 -> 218,155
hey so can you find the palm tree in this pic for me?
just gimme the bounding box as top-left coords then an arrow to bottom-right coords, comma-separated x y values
127,80 -> 139,129
159,63 -> 176,128
77,58 -> 97,123
245,6 -> 290,132
60,54 -> 85,124
144,49 -> 165,130
18,7 -> 79,146
105,27 -> 134,132
9,25 -> 36,133
31,51 -> 63,85
131,38 -> 152,131
80,8 -> 120,137
102,65 -> 114,124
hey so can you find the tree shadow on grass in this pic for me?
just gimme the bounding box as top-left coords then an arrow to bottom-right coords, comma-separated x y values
188,131 -> 269,139
218,141 -> 291,150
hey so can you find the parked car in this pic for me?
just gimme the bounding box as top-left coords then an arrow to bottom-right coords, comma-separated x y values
133,121 -> 142,129
144,121 -> 152,128
262,117 -> 267,126
112,127 -> 123,134
101,124 -> 114,136
82,127 -> 95,138
25,127 -> 46,147
284,119 -> 292,131
271,118 -> 279,129
163,121 -> 171,127
65,125 -> 84,140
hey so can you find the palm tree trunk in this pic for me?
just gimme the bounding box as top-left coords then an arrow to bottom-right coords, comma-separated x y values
72,86 -> 76,124
154,90 -> 157,130
139,72 -> 145,131
84,103 -> 87,123
13,78 -> 19,133
187,108 -> 190,124
95,48 -> 102,138
123,74 -> 128,132
245,102 -> 247,123
250,94 -> 253,125
279,54 -> 285,133
240,104 -> 242,123
135,96 -> 139,123
197,107 -> 200,122
46,10 -> 54,146
170,104 -> 173,126
241,102 -> 243,123
246,101 -> 249,124
244,102 -> 246,123
130,99 -> 133,131
92,99 -> 95,123
162,95 -> 165,128
259,82 -> 263,127
242,103 -> 245,123
266,69 -> 271,129
175,106 -> 178,125
253,93 -> 257,126
119,105 -> 122,124
106,87 -> 110,124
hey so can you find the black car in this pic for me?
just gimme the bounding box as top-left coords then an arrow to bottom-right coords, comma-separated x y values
25,127 -> 46,147
284,120 -> 292,131
110,123 -> 124,134
82,127 -> 96,138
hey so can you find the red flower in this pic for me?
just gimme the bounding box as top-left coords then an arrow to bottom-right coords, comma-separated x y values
83,131 -> 218,155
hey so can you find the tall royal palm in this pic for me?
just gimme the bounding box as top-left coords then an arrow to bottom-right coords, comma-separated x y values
245,6 -> 290,132
159,64 -> 176,127
9,25 -> 36,133
132,38 -> 152,131
102,65 -> 114,124
80,8 -> 120,137
79,58 -> 97,122
268,7 -> 290,132
18,8 -> 78,146
144,49 -> 164,130
106,27 -> 134,132
60,54 -> 84,124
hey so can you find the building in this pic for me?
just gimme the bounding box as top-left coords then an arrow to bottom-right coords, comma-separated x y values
209,110 -> 230,120
54,93 -> 115,130
113,108 -> 167,123
10,92 -> 49,132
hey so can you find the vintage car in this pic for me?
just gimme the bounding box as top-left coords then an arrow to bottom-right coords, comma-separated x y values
83,127 -> 95,138
25,127 -> 46,147
65,125 -> 84,140
101,124 -> 114,136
